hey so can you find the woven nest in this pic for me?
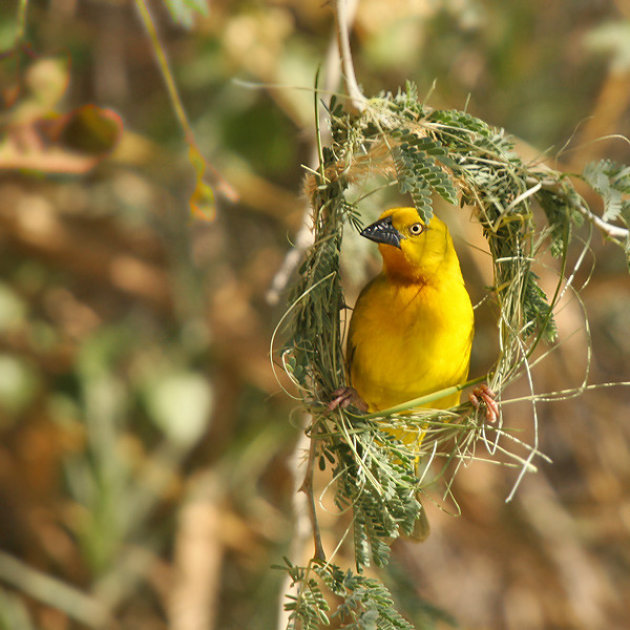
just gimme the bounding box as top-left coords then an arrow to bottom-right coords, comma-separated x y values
274,84 -> 599,566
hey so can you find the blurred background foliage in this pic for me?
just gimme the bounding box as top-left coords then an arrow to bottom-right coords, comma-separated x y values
0,0 -> 629,629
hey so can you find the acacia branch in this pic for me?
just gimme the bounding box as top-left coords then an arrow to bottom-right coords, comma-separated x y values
574,201 -> 629,241
533,174 -> 630,242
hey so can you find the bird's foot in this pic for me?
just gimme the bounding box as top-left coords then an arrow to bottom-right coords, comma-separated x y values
328,387 -> 368,413
469,384 -> 499,423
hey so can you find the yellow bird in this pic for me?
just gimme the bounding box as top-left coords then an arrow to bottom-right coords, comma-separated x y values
347,206 -> 473,415
330,207 -> 496,420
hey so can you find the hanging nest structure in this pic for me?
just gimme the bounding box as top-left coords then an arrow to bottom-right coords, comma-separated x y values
275,84 -> 629,581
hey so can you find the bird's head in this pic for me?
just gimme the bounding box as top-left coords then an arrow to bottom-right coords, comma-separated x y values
360,207 -> 459,282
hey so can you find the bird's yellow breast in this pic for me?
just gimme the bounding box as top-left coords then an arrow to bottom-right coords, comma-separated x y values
348,272 -> 473,412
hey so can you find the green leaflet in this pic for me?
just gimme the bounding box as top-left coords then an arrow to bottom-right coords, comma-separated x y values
583,159 -> 630,222
523,271 -> 558,343
332,419 -> 421,571
583,159 -> 630,269
279,559 -> 414,630
392,143 -> 458,223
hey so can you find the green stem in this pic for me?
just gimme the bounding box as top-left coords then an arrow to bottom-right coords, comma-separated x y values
313,65 -> 327,183
362,374 -> 487,419
134,0 -> 237,201
135,0 -> 192,143
16,0 -> 28,43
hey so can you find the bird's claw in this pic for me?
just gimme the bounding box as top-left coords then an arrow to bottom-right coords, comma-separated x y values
469,384 -> 499,423
328,387 -> 368,413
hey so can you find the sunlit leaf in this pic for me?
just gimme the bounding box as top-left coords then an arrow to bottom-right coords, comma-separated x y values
188,144 -> 216,221
144,370 -> 213,446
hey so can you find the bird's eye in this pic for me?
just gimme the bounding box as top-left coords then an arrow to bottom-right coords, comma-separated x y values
409,223 -> 423,235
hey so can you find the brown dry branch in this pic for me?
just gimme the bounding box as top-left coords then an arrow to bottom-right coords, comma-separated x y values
169,476 -> 224,630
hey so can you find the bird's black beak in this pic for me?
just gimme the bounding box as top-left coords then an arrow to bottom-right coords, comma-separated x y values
360,215 -> 403,249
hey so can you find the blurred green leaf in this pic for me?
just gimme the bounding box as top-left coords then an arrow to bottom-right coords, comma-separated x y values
144,370 -> 213,446
0,354 -> 39,418
0,587 -> 34,630
0,282 -> 26,332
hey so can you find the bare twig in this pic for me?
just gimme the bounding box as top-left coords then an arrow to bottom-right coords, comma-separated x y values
299,422 -> 326,562
266,218 -> 315,305
334,0 -> 367,113
276,425 -> 313,630
574,200 -> 629,241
